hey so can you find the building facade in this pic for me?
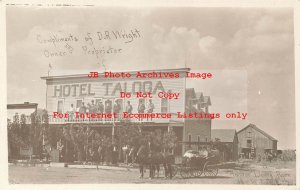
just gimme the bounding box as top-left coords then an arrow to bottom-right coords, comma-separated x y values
7,102 -> 38,123
237,123 -> 278,159
41,68 -> 212,156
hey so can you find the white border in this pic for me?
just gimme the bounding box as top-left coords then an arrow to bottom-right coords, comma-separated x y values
1,0 -> 299,190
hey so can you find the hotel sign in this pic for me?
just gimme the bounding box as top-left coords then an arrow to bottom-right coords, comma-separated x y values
53,81 -> 165,97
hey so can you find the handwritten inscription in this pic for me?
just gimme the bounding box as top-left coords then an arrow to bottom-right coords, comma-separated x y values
36,34 -> 79,47
85,29 -> 141,44
36,28 -> 142,60
82,46 -> 122,58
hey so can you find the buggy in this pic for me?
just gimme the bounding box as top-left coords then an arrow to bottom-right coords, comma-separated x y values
172,150 -> 220,178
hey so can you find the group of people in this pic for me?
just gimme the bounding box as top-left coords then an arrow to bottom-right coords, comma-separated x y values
66,99 -> 155,121
83,144 -> 137,165
137,99 -> 155,121
67,100 -> 113,115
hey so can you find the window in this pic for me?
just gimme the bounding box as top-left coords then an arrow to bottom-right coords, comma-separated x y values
161,98 -> 168,113
247,140 -> 252,148
104,99 -> 113,113
76,99 -> 83,110
247,131 -> 252,138
145,99 -> 154,113
57,100 -> 64,113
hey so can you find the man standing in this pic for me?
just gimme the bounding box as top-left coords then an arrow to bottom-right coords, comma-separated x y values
125,101 -> 133,121
105,100 -> 112,113
138,99 -> 145,113
125,101 -> 133,114
113,100 -> 121,121
90,100 -> 97,113
79,102 -> 87,114
137,99 -> 145,121
97,101 -> 104,113
105,100 -> 112,121
147,99 -> 155,121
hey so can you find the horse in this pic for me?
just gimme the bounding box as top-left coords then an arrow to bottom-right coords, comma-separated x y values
149,151 -> 174,179
134,144 -> 152,178
130,144 -> 174,179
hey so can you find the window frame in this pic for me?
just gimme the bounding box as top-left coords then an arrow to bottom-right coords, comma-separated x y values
160,98 -> 169,113
75,98 -> 84,112
57,99 -> 65,113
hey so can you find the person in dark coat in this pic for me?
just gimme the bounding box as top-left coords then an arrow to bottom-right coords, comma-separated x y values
97,101 -> 104,113
137,99 -> 145,121
125,101 -> 133,113
79,102 -> 87,114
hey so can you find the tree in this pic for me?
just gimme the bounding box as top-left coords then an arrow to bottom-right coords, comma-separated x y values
94,132 -> 111,149
29,112 -> 42,155
8,111 -> 50,159
7,115 -> 27,159
115,123 -> 142,148
143,129 -> 163,150
41,110 -> 50,146
62,124 -> 96,162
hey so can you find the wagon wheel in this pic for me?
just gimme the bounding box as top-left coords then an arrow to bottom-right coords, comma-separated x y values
189,168 -> 196,177
203,161 -> 218,177
194,168 -> 203,177
190,167 -> 199,177
187,168 -> 193,178
179,167 -> 190,178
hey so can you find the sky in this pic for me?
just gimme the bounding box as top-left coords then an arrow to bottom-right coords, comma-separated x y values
6,6 -> 295,149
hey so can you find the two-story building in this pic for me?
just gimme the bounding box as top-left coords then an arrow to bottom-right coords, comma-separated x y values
40,68 -> 213,156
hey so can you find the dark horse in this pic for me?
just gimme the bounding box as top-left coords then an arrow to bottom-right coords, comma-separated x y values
130,143 -> 174,179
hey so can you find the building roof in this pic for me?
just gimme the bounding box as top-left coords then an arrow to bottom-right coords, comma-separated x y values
211,129 -> 237,143
195,92 -> 204,101
194,92 -> 211,106
7,102 -> 38,109
186,88 -> 196,99
203,96 -> 211,106
41,67 -> 191,80
237,123 -> 277,141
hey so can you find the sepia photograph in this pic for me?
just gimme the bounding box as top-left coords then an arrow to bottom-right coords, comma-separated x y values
2,1 -> 297,187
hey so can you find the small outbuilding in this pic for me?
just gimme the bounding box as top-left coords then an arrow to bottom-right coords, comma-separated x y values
211,129 -> 239,161
237,123 -> 277,159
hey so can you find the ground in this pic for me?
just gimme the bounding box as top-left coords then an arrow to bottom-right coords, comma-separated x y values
8,160 -> 296,184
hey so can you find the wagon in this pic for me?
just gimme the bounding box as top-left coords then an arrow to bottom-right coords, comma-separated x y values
171,150 -> 220,178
